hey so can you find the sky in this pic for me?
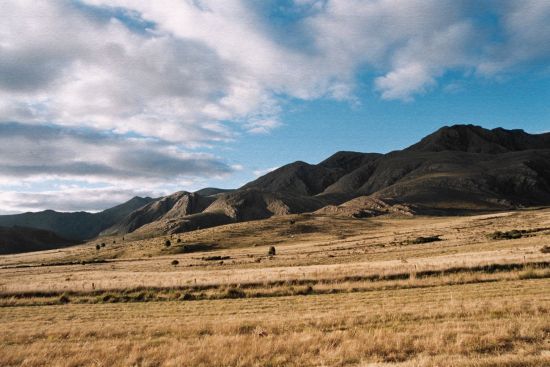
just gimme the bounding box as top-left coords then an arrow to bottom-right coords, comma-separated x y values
0,0 -> 549,214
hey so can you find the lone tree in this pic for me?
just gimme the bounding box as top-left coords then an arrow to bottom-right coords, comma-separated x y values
268,246 -> 276,256
164,239 -> 171,247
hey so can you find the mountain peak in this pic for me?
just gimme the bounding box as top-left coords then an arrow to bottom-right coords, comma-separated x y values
406,124 -> 550,154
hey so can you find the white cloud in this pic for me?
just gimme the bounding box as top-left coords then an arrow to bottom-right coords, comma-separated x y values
1,0 -> 550,212
0,123 -> 233,184
0,1 -> 237,142
2,0 -> 548,136
375,64 -> 436,101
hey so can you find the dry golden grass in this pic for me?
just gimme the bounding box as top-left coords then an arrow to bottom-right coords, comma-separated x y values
1,208 -> 550,366
1,279 -> 548,366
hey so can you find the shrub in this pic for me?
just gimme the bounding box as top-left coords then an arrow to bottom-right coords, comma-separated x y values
133,292 -> 146,301
268,246 -> 276,256
95,244 -> 101,250
100,294 -> 119,303
180,293 -> 195,301
202,255 -> 230,261
225,287 -> 246,299
171,259 -> 179,266
100,242 -> 106,247
489,230 -> 525,240
58,293 -> 70,304
410,236 -> 441,244
164,239 -> 171,247
177,238 -> 182,243
297,285 -> 313,295
541,245 -> 550,254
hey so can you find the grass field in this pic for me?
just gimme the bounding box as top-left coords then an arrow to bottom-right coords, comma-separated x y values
1,209 -> 549,366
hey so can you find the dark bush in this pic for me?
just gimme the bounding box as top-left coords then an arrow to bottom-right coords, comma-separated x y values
133,292 -> 146,301
95,244 -> 101,250
164,239 -> 171,247
58,293 -> 70,304
100,242 -> 106,247
181,293 -> 195,301
268,246 -> 276,256
297,285 -> 314,295
541,245 -> 550,254
177,238 -> 182,243
171,259 -> 179,266
489,230 -> 525,240
225,287 -> 246,299
100,294 -> 119,303
202,255 -> 230,261
410,236 -> 441,244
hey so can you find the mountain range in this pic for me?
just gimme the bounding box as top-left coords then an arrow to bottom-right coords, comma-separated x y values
2,124 -> 550,253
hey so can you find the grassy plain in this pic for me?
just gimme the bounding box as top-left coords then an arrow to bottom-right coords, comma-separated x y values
1,209 -> 549,366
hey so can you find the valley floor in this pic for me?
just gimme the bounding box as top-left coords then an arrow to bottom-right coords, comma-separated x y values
1,209 -> 549,366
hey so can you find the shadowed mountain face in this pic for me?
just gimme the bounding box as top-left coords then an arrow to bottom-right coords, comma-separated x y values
2,124 -> 550,249
241,153 -> 381,196
0,196 -> 153,241
406,125 -> 550,153
244,125 -> 550,208
0,226 -> 79,254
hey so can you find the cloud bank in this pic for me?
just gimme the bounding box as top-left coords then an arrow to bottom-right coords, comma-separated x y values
1,0 -> 549,212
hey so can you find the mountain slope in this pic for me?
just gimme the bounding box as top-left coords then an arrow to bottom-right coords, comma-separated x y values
122,189 -> 339,238
319,125 -> 550,210
0,226 -> 79,254
103,191 -> 216,236
241,152 -> 381,195
364,150 -> 550,210
406,124 -> 550,153
0,196 -> 153,240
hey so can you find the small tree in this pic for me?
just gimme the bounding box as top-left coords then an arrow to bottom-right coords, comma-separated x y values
171,259 -> 179,266
268,246 -> 276,256
95,244 -> 101,250
100,242 -> 106,247
164,239 -> 171,247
